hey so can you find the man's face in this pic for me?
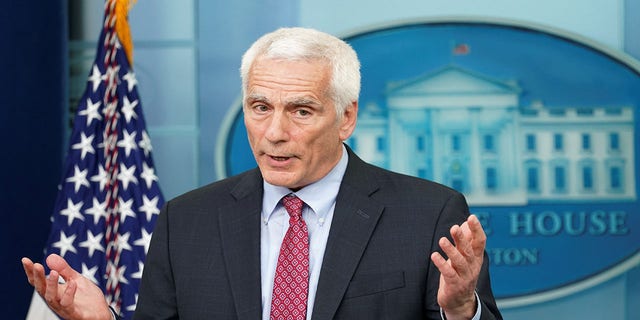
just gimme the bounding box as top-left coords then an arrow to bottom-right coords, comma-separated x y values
243,57 -> 357,190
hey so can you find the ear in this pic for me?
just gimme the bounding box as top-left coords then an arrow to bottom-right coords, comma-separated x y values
339,101 -> 358,141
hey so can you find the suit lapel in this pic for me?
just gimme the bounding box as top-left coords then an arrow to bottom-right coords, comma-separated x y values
218,169 -> 264,320
311,149 -> 385,320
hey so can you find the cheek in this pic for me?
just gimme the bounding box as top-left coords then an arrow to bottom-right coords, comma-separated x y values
309,133 -> 339,158
245,122 -> 262,143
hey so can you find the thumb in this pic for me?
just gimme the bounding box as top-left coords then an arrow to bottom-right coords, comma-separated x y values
46,254 -> 80,282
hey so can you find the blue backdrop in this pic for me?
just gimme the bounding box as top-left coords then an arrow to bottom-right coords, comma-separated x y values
0,1 -> 67,318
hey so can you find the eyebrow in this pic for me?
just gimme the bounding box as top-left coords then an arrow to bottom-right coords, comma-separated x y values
288,97 -> 321,107
246,93 -> 269,103
246,94 -> 321,107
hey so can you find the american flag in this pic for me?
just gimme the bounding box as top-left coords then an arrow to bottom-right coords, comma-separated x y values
38,1 -> 164,318
452,42 -> 470,55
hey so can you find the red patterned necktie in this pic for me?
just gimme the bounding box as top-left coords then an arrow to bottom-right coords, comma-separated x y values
270,194 -> 310,320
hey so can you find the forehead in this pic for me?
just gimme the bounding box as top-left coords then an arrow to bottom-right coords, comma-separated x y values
247,58 -> 331,89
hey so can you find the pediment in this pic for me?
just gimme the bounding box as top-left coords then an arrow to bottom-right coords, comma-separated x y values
387,65 -> 520,96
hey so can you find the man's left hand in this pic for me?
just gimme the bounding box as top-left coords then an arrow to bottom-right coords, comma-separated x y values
431,214 -> 486,320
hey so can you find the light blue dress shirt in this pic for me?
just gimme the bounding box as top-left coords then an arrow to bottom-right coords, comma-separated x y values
258,145 -> 481,320
260,145 -> 348,320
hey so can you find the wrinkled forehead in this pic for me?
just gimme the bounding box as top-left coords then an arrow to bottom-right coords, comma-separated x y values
247,56 -> 332,84
245,58 -> 332,95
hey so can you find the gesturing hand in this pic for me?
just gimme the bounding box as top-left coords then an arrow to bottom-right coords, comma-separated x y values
22,254 -> 112,320
430,215 -> 486,320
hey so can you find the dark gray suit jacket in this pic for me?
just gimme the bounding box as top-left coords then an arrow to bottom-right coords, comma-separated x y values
134,147 -> 501,319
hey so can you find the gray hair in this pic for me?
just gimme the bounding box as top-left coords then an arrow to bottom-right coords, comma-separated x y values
240,27 -> 361,114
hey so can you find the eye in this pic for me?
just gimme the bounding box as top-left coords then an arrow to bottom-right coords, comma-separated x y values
296,109 -> 311,117
253,104 -> 270,113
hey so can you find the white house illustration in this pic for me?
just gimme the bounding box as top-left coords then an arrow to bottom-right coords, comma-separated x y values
349,65 -> 636,205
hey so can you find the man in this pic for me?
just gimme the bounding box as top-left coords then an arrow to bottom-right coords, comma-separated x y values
22,27 -> 502,319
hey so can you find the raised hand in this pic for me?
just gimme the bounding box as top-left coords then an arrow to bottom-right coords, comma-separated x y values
22,254 -> 112,320
430,214 -> 486,320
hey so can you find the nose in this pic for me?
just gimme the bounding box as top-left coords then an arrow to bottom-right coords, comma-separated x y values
264,111 -> 289,143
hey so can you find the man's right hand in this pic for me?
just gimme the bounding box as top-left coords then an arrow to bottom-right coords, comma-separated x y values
22,254 -> 113,320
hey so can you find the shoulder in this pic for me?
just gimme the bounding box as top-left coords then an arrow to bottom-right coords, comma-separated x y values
345,149 -> 460,202
344,152 -> 471,226
165,168 -> 262,209
371,164 -> 461,201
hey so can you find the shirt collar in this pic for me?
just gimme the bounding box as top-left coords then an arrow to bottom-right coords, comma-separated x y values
262,144 -> 349,221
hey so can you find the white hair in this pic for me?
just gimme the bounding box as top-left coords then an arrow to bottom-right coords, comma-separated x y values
240,27 -> 361,114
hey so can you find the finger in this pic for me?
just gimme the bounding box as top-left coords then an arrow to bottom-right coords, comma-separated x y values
467,215 -> 487,254
430,251 -> 456,278
459,220 -> 472,237
467,215 -> 486,240
450,224 -> 472,257
60,279 -> 77,307
46,254 -> 79,282
431,251 -> 445,268
31,262 -> 48,296
21,258 -> 36,285
44,270 -> 61,305
438,236 -> 470,276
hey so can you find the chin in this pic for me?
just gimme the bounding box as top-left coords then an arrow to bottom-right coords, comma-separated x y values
262,172 -> 298,188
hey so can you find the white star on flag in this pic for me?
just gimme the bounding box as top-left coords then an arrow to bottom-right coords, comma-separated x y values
66,165 -> 90,192
115,232 -> 133,253
90,166 -> 108,191
126,294 -> 139,312
85,197 -> 108,225
122,71 -> 138,92
139,131 -> 153,156
121,96 -> 139,123
78,98 -> 102,126
118,197 -> 137,223
117,130 -> 138,157
60,199 -> 85,226
72,132 -> 96,160
117,163 -> 138,189
87,65 -> 105,92
140,162 -> 159,189
79,230 -> 105,257
81,263 -> 100,285
107,262 -> 129,287
52,231 -> 78,257
133,228 -> 153,254
138,195 -> 160,222
130,262 -> 144,280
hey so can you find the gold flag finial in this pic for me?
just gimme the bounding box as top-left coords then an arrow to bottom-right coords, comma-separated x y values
114,0 -> 137,65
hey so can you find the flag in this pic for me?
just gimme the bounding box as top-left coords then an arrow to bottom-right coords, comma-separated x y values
452,43 -> 470,55
26,0 -> 164,319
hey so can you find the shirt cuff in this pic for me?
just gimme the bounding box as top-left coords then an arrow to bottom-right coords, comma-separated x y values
109,306 -> 119,320
439,291 -> 482,320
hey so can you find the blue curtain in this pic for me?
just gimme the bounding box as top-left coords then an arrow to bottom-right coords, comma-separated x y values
0,1 -> 67,318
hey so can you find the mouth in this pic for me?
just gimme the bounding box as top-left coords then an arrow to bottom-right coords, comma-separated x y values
263,152 -> 297,164
270,156 -> 290,161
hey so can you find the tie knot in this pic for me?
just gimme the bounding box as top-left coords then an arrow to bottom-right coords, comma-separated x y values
282,194 -> 303,219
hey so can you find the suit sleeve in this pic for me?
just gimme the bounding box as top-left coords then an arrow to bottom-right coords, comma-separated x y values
426,192 -> 502,320
133,201 -> 179,320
